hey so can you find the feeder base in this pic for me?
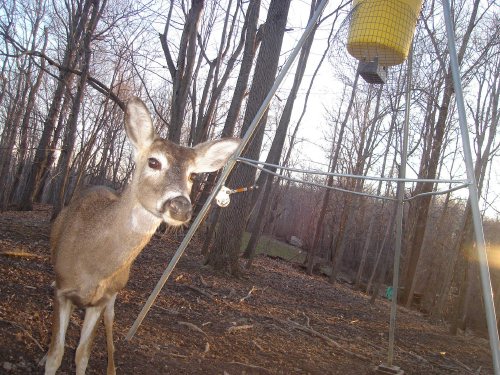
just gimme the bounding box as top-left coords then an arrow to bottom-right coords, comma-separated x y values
374,364 -> 405,374
358,59 -> 387,84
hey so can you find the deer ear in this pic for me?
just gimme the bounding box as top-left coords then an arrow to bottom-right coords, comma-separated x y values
193,138 -> 241,173
125,97 -> 155,152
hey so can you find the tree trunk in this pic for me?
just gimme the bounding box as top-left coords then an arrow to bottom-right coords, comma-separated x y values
221,0 -> 261,139
243,0 -> 319,267
0,76 -> 27,208
18,0 -> 93,210
194,0 -> 246,145
36,88 -> 73,204
51,0 -> 105,219
199,0 -> 260,256
0,3 -> 47,208
305,72 -> 360,275
356,110 -> 394,288
401,0 -> 481,307
449,53 -> 499,333
161,0 -> 205,144
369,203 -> 398,303
9,28 -> 49,206
329,85 -> 381,283
206,0 -> 291,276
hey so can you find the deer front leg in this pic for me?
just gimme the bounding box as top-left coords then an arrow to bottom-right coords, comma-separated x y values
103,293 -> 117,375
45,293 -> 73,375
75,305 -> 104,375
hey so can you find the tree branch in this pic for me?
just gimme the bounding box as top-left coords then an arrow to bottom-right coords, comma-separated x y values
3,44 -> 125,110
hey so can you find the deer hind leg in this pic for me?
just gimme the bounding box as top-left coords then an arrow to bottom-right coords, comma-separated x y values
45,292 -> 73,375
103,293 -> 117,375
75,305 -> 104,375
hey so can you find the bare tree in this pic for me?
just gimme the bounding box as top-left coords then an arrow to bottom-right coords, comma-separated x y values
449,39 -> 499,333
160,0 -> 204,144
243,0 -> 322,267
206,0 -> 292,275
0,0 -> 47,209
305,71 -> 359,275
401,0 -> 482,306
199,0 -> 261,255
51,0 -> 107,219
17,0 -> 95,210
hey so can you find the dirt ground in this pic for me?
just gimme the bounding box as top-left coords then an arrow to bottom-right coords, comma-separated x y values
0,205 -> 495,374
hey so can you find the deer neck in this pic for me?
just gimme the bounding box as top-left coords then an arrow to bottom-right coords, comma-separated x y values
95,184 -> 162,272
119,183 -> 162,236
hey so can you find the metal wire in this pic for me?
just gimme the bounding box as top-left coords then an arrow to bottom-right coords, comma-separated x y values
237,158 -> 471,202
237,156 -> 469,184
237,159 -> 397,201
404,183 -> 470,201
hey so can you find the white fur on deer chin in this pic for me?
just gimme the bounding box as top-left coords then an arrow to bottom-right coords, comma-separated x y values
163,213 -> 187,227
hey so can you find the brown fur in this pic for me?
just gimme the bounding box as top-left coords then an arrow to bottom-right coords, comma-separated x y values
44,97 -> 240,375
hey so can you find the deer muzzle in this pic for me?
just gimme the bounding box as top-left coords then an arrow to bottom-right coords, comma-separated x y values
162,196 -> 192,224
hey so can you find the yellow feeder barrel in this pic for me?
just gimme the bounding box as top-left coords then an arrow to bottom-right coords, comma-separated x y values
347,0 -> 424,67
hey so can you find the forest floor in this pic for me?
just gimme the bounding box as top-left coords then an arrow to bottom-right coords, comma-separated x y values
0,205 -> 495,375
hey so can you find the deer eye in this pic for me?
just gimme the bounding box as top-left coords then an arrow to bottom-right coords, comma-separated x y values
148,158 -> 161,170
189,173 -> 197,182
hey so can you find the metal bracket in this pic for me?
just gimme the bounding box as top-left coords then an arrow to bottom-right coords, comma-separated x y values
358,58 -> 388,84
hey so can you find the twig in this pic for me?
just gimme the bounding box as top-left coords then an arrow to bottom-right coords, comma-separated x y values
301,311 -> 311,328
227,324 -> 254,334
287,319 -> 369,361
169,353 -> 188,359
184,285 -> 215,301
252,339 -> 265,351
229,361 -> 270,373
199,275 -> 208,287
0,251 -> 46,260
239,286 -> 257,303
402,347 -> 465,373
225,288 -> 236,299
0,318 -> 44,352
447,356 -> 474,373
153,305 -> 179,315
407,350 -> 429,364
177,321 -> 208,337
266,322 -> 292,335
38,353 -> 47,367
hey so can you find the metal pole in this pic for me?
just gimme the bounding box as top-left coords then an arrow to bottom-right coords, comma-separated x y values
387,45 -> 412,367
441,1 -> 500,373
125,0 -> 330,341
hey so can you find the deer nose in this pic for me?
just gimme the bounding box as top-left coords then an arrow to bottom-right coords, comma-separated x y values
163,196 -> 192,222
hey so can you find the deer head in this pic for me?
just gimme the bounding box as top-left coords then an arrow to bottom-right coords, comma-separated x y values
125,97 -> 240,226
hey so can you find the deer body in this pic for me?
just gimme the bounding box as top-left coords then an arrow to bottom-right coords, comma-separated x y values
45,97 -> 239,375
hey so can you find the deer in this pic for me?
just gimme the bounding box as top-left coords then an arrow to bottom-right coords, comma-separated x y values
44,97 -> 240,375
